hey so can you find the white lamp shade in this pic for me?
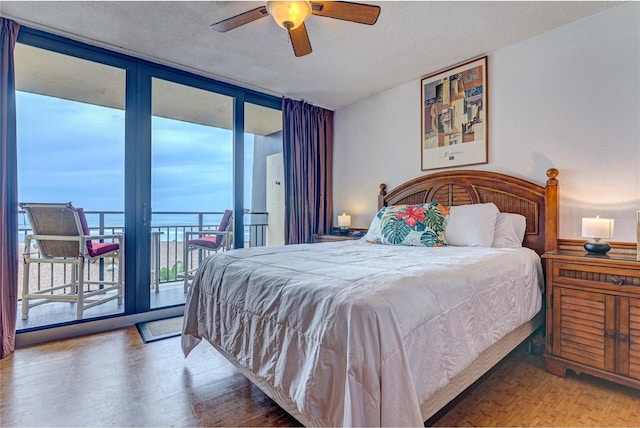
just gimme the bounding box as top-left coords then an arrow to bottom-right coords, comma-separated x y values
337,213 -> 351,228
581,217 -> 614,239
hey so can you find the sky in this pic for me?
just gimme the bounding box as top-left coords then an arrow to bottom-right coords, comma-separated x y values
16,91 -> 254,222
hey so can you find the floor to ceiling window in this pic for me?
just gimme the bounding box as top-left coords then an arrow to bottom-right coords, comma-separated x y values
150,77 -> 234,309
13,27 -> 281,332
245,102 -> 284,247
15,42 -> 127,329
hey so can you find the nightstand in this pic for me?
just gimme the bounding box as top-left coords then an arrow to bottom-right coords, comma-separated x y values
542,251 -> 640,389
312,230 -> 364,243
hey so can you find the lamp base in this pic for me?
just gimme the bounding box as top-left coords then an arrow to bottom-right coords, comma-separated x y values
584,239 -> 611,254
339,227 -> 350,236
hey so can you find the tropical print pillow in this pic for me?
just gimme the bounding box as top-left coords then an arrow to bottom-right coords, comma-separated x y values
379,203 -> 450,247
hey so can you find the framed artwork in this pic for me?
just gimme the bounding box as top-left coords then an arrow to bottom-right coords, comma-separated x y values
420,56 -> 488,170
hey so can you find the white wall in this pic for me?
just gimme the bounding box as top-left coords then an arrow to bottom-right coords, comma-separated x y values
334,2 -> 640,242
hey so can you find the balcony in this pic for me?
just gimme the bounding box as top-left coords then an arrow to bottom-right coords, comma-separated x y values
16,210 -> 268,331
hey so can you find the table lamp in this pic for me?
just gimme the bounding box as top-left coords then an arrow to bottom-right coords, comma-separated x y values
582,216 -> 614,254
338,213 -> 351,235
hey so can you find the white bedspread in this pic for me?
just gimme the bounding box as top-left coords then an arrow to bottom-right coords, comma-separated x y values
182,240 -> 543,427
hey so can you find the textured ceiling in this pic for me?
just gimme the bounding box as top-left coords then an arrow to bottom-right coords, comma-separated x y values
0,1 -> 623,110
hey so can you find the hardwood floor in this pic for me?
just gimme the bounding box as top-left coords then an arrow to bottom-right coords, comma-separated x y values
1,327 -> 638,427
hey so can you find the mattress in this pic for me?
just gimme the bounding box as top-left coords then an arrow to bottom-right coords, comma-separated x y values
182,240 -> 543,427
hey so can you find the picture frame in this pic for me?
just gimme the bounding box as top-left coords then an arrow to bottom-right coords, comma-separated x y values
420,56 -> 488,170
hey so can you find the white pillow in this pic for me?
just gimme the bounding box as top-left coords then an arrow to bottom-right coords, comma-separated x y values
492,213 -> 527,248
363,207 -> 385,241
444,203 -> 499,247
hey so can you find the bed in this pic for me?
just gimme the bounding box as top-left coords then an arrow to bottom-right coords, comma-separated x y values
182,168 -> 560,427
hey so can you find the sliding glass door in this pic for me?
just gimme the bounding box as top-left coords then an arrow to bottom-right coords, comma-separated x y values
15,42 -> 127,328
149,77 -> 233,309
245,102 -> 284,247
13,26 -> 282,332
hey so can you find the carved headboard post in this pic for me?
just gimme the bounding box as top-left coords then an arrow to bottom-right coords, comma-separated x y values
544,168 -> 559,253
378,184 -> 387,210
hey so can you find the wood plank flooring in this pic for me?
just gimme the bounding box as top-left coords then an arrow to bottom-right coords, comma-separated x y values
1,327 -> 638,427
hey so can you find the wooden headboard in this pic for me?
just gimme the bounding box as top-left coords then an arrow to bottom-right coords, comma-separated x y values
378,168 -> 559,255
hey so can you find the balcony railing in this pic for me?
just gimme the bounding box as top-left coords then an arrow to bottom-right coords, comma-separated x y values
17,210 -> 268,295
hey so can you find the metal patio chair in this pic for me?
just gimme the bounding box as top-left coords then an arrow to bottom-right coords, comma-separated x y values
19,202 -> 124,319
182,209 -> 233,292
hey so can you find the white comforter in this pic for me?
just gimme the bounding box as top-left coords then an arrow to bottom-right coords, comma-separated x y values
182,240 -> 543,427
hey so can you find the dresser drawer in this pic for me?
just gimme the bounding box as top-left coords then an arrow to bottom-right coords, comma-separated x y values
552,261 -> 640,295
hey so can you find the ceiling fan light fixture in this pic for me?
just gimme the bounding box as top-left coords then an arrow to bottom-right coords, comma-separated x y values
266,1 -> 312,30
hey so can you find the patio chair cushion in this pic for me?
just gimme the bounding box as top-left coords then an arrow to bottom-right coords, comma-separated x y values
89,241 -> 120,257
189,235 -> 220,248
187,210 -> 232,250
77,208 -> 119,257
217,209 -> 233,233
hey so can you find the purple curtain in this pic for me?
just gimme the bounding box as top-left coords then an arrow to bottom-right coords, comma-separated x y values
282,98 -> 334,244
1,18 -> 20,359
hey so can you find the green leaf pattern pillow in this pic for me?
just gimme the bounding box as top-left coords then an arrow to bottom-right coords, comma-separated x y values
379,203 -> 450,247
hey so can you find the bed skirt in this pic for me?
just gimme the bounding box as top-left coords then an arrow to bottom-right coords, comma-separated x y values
201,310 -> 543,427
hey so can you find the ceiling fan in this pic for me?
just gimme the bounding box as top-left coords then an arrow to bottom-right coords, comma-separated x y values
210,1 -> 381,57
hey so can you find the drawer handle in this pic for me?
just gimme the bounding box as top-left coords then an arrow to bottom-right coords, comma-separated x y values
610,276 -> 625,286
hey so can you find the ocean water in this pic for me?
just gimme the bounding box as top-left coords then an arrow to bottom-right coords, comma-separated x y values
18,211 -> 250,244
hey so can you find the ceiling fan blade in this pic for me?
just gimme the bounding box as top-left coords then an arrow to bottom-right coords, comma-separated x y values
210,6 -> 269,32
311,1 -> 380,25
288,23 -> 312,57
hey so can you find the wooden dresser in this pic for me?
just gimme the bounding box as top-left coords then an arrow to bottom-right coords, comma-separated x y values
542,251 -> 640,389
